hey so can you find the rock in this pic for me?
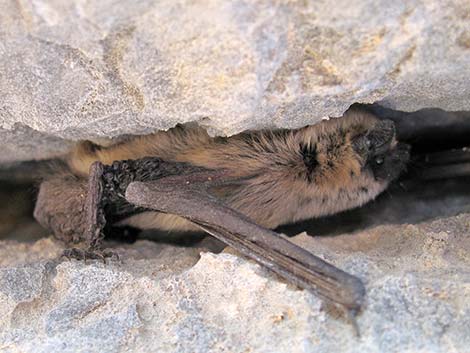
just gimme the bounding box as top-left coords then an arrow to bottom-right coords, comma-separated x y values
0,126 -> 71,164
1,0 -> 470,162
1,212 -> 469,352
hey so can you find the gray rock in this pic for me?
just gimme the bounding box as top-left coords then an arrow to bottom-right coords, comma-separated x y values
0,125 -> 70,164
1,0 -> 470,162
1,212 -> 469,353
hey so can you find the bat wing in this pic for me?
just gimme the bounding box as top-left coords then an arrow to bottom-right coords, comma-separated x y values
35,156 -> 365,315
124,172 -> 365,314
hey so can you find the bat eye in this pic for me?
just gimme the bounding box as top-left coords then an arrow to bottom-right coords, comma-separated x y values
375,156 -> 384,165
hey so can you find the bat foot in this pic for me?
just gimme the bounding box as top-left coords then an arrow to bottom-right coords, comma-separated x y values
60,247 -> 120,264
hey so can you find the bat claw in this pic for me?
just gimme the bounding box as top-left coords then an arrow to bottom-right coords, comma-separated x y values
60,248 -> 120,264
346,308 -> 361,338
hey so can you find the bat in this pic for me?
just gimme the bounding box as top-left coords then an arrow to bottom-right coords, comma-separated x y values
32,108 -> 411,322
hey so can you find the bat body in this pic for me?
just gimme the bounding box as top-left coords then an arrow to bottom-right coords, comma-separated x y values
33,109 -> 410,316
62,109 -> 408,233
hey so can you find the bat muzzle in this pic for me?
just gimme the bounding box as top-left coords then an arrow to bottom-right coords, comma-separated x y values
369,142 -> 411,181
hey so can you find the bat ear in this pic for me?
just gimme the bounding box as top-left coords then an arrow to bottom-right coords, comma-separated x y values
352,120 -> 396,161
367,120 -> 396,155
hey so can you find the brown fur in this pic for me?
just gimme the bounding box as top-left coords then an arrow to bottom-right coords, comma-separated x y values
64,110 -> 396,233
34,172 -> 89,242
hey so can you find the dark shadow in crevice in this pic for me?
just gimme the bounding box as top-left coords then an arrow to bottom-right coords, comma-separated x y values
0,181 -> 47,241
359,104 -> 470,153
278,177 -> 470,237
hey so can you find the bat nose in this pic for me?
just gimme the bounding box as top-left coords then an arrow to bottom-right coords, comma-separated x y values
370,142 -> 411,181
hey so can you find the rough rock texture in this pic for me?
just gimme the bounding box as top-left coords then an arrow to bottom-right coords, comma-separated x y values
1,212 -> 469,353
1,1 -> 470,351
1,0 -> 470,162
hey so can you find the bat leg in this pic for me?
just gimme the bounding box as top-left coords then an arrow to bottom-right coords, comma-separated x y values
34,173 -> 89,244
124,173 -> 366,317
57,161 -> 122,262
84,161 -> 107,249
57,157 -> 207,262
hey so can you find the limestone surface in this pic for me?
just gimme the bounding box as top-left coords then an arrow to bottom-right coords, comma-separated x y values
1,0 -> 470,162
1,212 -> 469,353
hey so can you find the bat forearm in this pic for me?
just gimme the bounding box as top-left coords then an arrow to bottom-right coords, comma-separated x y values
78,158 -> 215,249
125,176 -> 365,313
80,159 -> 365,312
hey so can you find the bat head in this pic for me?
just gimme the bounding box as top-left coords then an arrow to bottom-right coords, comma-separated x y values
350,119 -> 411,182
215,110 -> 410,228
286,110 -> 410,224
296,112 -> 410,186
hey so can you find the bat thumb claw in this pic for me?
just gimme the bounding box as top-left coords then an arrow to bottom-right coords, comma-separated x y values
346,308 -> 361,338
